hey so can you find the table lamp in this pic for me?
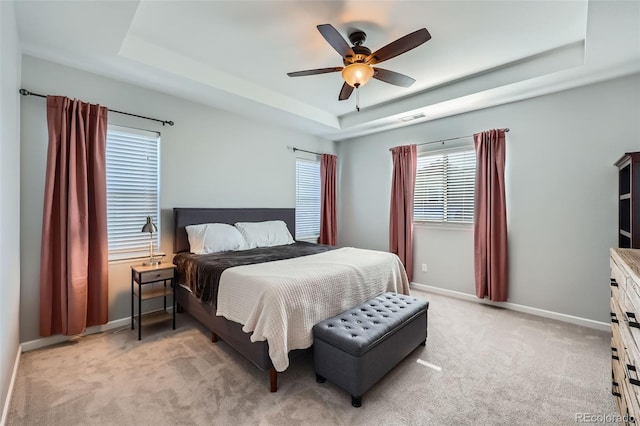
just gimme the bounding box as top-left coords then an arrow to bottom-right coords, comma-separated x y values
141,216 -> 159,266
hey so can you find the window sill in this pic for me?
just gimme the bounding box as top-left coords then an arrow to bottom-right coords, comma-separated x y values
413,221 -> 473,231
296,236 -> 319,243
109,252 -> 167,265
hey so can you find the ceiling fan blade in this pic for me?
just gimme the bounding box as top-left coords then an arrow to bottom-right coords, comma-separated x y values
366,28 -> 431,64
372,68 -> 416,87
317,24 -> 354,58
287,67 -> 343,77
338,82 -> 354,101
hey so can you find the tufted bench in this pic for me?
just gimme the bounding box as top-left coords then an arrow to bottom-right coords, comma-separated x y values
313,292 -> 429,407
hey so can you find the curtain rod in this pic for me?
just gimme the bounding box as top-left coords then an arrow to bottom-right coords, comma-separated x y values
292,147 -> 323,156
389,128 -> 510,151
19,89 -> 175,126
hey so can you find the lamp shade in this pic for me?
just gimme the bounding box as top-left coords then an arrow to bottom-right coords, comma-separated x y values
141,216 -> 157,233
341,63 -> 374,88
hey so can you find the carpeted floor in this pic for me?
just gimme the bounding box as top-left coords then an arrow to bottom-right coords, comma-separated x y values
6,290 -> 616,425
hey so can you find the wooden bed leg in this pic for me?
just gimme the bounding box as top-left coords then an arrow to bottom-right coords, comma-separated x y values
211,331 -> 218,343
269,367 -> 278,392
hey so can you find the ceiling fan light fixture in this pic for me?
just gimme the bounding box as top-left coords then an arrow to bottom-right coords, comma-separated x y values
341,63 -> 374,88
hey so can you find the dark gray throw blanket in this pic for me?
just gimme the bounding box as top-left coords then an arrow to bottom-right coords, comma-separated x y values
173,241 -> 336,307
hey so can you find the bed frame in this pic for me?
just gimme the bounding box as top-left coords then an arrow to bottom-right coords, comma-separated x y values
173,207 -> 296,392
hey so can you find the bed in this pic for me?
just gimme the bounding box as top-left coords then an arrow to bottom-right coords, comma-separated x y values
172,207 -> 410,392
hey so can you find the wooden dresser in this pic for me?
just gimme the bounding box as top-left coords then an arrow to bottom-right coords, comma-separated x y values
611,248 -> 640,423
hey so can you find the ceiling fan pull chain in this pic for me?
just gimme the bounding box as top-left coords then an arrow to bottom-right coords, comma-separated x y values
356,86 -> 360,112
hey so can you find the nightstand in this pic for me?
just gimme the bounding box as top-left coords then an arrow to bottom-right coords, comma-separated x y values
131,263 -> 177,340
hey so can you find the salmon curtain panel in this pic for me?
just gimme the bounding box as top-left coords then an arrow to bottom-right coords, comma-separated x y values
389,144 -> 416,281
39,96 -> 109,336
473,129 -> 508,301
319,154 -> 337,245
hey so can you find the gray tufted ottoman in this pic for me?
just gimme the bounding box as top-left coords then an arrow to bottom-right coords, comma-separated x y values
313,292 -> 429,407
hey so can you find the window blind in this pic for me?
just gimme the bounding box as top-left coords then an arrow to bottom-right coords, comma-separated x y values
414,148 -> 476,223
106,125 -> 160,260
295,158 -> 321,239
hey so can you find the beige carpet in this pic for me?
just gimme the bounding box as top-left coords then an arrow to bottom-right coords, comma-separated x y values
7,290 -> 616,425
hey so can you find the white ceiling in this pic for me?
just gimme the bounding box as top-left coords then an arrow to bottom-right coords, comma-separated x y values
13,0 -> 640,140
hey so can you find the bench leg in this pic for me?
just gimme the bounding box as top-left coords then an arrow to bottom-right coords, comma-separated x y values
316,373 -> 326,383
420,339 -> 426,346
351,395 -> 362,408
211,332 -> 218,343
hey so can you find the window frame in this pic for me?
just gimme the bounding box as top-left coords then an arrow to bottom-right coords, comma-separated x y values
295,157 -> 321,242
414,145 -> 476,225
106,124 -> 161,262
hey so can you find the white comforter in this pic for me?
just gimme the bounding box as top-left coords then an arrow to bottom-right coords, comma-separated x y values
215,247 -> 410,371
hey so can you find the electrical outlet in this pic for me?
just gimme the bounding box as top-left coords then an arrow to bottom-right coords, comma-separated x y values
421,263 -> 428,272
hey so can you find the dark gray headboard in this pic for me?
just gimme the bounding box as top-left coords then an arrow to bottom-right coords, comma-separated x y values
173,208 -> 296,253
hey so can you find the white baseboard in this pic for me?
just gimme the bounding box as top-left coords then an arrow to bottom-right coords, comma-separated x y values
20,317 -> 131,352
410,282 -> 611,332
21,306 -> 175,353
1,345 -> 21,426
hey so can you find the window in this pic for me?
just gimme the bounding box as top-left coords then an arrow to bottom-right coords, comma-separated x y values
295,158 -> 320,240
414,148 -> 476,223
106,125 -> 160,260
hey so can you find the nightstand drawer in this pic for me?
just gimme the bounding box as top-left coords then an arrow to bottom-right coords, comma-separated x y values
139,268 -> 174,283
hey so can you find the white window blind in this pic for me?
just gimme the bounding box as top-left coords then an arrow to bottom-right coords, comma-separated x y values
295,158 -> 321,240
414,148 -> 476,223
106,125 -> 160,260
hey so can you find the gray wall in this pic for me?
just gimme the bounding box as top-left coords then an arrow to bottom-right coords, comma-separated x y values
337,73 -> 640,323
0,0 -> 21,418
19,55 -> 335,343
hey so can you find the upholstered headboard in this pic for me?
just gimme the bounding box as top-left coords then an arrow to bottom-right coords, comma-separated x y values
173,208 -> 296,253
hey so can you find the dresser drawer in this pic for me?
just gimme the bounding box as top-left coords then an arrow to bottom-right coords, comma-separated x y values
612,345 -> 639,425
620,334 -> 640,413
613,299 -> 640,361
612,276 -> 625,310
612,257 -> 630,295
617,292 -> 640,363
624,281 -> 640,323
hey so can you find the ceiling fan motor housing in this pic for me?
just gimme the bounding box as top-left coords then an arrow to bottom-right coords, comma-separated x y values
344,45 -> 372,65
348,30 -> 367,46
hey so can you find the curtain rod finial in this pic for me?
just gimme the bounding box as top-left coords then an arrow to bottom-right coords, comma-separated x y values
19,89 -> 30,96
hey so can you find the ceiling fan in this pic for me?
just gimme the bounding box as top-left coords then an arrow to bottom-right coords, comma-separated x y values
287,24 -> 431,108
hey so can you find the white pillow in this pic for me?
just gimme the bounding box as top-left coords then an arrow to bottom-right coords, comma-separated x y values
234,220 -> 294,249
185,223 -> 247,254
